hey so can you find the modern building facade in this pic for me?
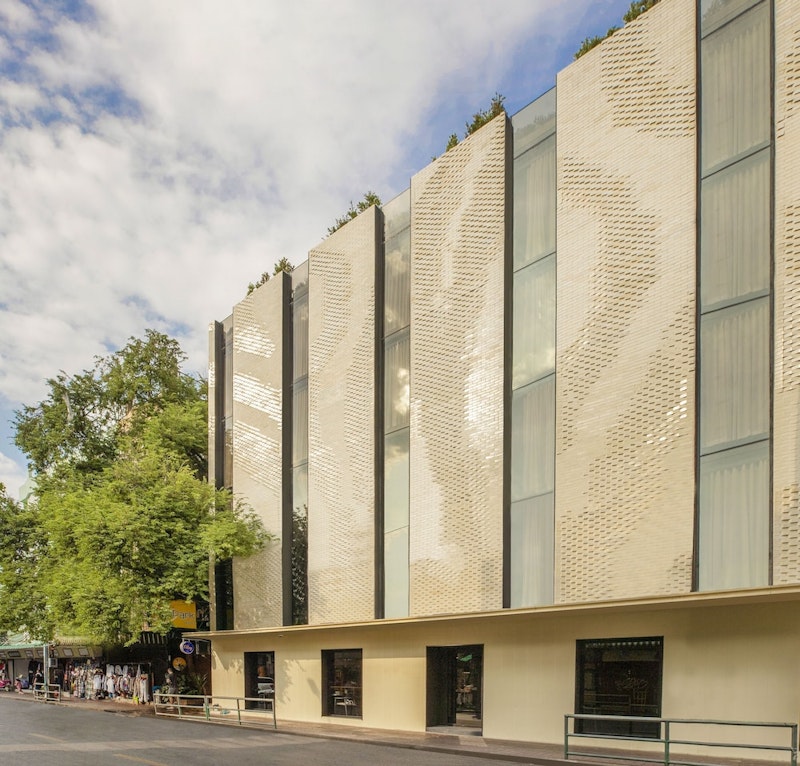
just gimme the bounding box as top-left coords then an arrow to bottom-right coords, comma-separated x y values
197,0 -> 800,753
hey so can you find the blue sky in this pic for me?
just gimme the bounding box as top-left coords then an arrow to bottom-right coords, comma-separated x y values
0,0 -> 634,493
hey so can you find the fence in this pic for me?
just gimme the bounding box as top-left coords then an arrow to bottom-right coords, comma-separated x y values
565,714 -> 797,766
153,692 -> 276,729
32,683 -> 62,703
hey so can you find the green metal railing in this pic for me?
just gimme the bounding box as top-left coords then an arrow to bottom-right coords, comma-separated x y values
565,714 -> 797,766
154,692 -> 276,729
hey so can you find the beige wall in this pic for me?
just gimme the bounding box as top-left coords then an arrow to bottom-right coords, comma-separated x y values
555,0 -> 697,602
209,595 -> 800,757
409,113 -> 507,617
774,0 -> 800,585
231,274 -> 287,629
307,208 -> 378,625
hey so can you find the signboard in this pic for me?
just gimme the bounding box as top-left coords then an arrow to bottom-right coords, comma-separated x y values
179,640 -> 195,655
170,600 -> 197,630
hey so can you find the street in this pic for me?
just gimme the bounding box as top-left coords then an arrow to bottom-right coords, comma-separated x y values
0,696 -> 524,766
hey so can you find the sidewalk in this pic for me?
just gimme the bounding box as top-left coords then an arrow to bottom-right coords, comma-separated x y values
0,690 -> 761,766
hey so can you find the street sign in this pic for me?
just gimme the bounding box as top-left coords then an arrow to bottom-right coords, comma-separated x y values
179,640 -> 195,655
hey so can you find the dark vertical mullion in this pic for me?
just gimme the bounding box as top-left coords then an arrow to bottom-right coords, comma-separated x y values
282,272 -> 294,626
374,207 -> 386,620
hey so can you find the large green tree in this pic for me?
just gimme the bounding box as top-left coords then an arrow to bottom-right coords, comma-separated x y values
2,331 -> 269,645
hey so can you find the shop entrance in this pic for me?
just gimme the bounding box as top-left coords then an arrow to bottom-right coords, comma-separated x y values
244,651 -> 274,710
426,644 -> 483,733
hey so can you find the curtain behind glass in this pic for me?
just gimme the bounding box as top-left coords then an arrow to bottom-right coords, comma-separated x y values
701,0 -> 764,36
700,298 -> 769,453
513,255 -> 556,389
384,330 -> 410,432
511,376 -> 555,502
698,441 -> 769,589
701,3 -> 770,173
293,292 -> 309,381
384,429 -> 409,533
510,493 -> 554,607
384,526 -> 409,619
292,381 -> 308,465
385,228 -> 410,335
514,135 -> 556,271
701,148 -> 770,310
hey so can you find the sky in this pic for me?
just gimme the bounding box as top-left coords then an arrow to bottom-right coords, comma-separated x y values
0,0 -> 633,494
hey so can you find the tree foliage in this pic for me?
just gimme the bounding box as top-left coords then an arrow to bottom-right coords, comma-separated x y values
2,331 -> 270,645
327,191 -> 382,236
443,93 -> 506,154
246,256 -> 295,296
574,0 -> 660,59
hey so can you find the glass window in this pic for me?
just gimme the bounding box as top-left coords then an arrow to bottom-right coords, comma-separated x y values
384,526 -> 409,619
701,148 -> 770,310
511,376 -> 555,502
512,88 -> 556,158
384,330 -> 410,432
700,298 -> 769,453
514,135 -> 556,271
214,559 -> 234,631
576,637 -> 663,738
322,649 -> 362,717
291,475 -> 308,626
701,0 -> 764,36
698,441 -> 769,590
385,227 -> 410,335
513,255 -> 556,388
384,429 -> 409,533
292,380 -> 308,465
510,493 -> 554,607
701,2 -> 770,173
292,291 -> 309,381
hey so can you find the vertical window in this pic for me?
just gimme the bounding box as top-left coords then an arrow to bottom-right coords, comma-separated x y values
381,191 -> 411,619
576,637 -> 663,739
697,0 -> 772,591
290,269 -> 309,624
322,649 -> 362,717
509,89 -> 556,608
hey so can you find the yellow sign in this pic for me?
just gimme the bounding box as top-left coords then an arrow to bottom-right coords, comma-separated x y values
170,600 -> 197,629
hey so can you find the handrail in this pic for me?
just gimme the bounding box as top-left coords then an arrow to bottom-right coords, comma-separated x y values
32,683 -> 62,703
565,714 -> 797,766
153,692 -> 276,729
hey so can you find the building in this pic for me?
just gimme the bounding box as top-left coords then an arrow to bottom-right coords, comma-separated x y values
195,0 -> 800,754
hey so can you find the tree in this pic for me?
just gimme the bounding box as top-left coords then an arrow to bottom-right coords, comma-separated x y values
247,257 -> 295,296
574,0 -> 660,59
3,332 -> 270,645
441,93 -> 506,155
327,191 -> 382,236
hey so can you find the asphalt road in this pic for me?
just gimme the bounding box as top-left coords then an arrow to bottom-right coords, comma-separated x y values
0,697 -> 521,766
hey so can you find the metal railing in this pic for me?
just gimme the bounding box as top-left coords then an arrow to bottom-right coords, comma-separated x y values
565,714 -> 797,766
32,683 -> 62,703
154,692 -> 276,729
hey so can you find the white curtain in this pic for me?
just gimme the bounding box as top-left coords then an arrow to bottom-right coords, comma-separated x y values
384,525 -> 409,618
513,135 -> 556,271
699,441 -> 769,590
511,376 -> 555,502
513,255 -> 556,389
700,298 -> 769,453
511,493 -> 554,607
701,2 -> 770,173
701,148 -> 770,310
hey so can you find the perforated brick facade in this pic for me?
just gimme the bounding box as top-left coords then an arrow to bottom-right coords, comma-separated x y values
408,115 -> 507,616
555,0 -> 697,602
307,208 -> 378,625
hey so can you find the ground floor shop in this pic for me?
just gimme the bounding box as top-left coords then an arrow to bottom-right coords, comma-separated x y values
194,588 -> 800,761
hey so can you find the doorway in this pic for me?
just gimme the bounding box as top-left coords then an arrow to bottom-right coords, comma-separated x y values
244,651 -> 274,710
426,644 -> 483,733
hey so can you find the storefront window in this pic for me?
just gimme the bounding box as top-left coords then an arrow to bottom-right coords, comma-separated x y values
576,637 -> 663,738
322,649 -> 362,718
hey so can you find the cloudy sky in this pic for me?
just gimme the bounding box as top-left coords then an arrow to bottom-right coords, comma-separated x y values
0,0 -> 632,493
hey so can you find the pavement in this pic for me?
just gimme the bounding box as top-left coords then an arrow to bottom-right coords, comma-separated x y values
0,688 -> 752,766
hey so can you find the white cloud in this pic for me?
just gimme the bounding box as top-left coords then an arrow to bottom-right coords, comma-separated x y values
0,0 -> 631,480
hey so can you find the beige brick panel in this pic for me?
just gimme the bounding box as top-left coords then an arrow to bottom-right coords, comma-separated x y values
231,275 -> 287,629
308,209 -> 377,625
555,0 -> 696,602
409,115 -> 507,616
774,0 -> 800,585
